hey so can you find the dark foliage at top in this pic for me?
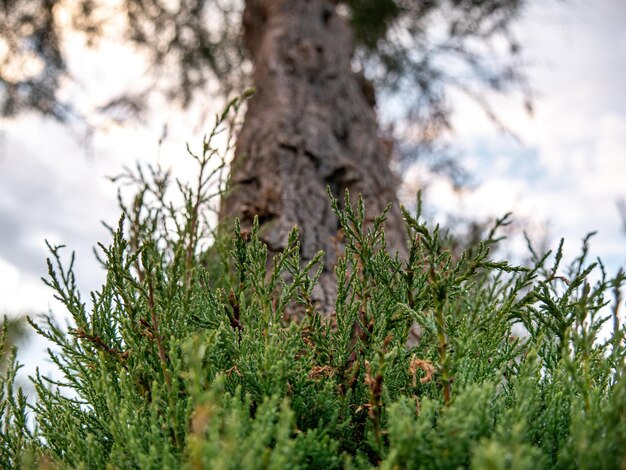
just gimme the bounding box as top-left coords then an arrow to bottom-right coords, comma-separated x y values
2,0 -> 529,143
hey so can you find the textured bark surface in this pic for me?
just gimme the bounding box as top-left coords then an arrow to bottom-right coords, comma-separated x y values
220,0 -> 405,312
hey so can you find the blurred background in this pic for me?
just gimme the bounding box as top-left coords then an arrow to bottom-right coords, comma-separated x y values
1,0 -> 625,375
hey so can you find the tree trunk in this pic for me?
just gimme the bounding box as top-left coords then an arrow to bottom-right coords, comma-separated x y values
220,0 -> 405,313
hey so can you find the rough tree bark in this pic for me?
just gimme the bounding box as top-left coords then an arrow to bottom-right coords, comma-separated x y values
220,0 -> 405,312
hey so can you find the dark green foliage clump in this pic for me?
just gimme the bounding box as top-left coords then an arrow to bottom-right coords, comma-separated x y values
1,102 -> 625,469
345,0 -> 402,49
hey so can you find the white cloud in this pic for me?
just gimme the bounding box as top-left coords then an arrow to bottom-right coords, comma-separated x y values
0,257 -> 50,314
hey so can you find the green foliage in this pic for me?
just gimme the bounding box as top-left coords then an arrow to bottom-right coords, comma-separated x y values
345,0 -> 402,49
0,315 -> 29,370
1,100 -> 625,468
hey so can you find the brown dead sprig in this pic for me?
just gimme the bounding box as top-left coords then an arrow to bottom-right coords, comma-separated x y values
409,355 -> 436,387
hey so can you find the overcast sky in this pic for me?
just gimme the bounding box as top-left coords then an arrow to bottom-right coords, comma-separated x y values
421,1 -> 626,268
1,1 -> 625,368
